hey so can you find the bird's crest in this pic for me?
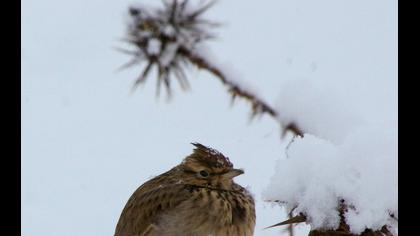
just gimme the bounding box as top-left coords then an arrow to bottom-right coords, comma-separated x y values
188,142 -> 233,169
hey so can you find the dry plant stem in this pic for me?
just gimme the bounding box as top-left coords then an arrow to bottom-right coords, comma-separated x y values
266,201 -> 395,236
125,1 -> 304,232
179,46 -> 305,137
124,0 -> 305,137
123,2 -> 395,236
287,210 -> 295,236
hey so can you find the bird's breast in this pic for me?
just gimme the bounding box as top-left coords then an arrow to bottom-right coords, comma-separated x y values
156,185 -> 255,236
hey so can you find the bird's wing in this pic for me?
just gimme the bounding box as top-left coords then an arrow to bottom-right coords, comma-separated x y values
115,183 -> 192,236
140,223 -> 158,236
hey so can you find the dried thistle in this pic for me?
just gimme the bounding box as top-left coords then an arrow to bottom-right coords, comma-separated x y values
120,0 -> 218,97
119,0 -> 304,136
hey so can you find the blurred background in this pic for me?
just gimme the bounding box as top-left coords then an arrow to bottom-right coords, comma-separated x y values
21,0 -> 397,235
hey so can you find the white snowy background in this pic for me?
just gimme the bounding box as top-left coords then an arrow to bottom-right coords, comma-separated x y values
21,0 -> 397,236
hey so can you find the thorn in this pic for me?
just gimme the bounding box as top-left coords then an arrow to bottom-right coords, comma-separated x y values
131,62 -> 154,94
189,0 -> 217,19
116,58 -> 139,72
264,214 -> 307,230
113,47 -> 139,55
230,93 -> 236,106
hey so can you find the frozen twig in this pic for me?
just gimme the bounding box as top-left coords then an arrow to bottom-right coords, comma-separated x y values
119,0 -> 304,137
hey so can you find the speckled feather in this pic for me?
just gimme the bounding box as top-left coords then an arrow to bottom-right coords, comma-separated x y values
115,143 -> 255,236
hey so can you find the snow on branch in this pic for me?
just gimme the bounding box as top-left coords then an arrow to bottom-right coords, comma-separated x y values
118,0 -> 304,137
260,75 -> 398,235
263,123 -> 398,235
117,1 -> 397,235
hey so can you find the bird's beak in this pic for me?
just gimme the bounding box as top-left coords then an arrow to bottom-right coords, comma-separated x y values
223,168 -> 244,179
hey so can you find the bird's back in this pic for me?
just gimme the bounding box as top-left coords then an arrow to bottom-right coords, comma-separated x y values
115,174 -> 255,236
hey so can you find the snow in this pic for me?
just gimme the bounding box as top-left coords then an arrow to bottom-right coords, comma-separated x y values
264,123 -> 397,233
147,38 -> 161,55
275,78 -> 366,143
22,0 -> 396,235
160,42 -> 179,67
264,64 -> 398,233
162,25 -> 175,37
260,0 -> 397,233
264,57 -> 397,233
219,62 -> 262,99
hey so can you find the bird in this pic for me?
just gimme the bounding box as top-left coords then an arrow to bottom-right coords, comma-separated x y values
114,142 -> 256,236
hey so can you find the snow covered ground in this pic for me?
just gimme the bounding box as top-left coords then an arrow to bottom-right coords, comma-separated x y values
22,0 -> 397,235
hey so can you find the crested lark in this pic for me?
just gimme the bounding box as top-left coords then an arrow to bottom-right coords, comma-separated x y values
115,143 -> 255,236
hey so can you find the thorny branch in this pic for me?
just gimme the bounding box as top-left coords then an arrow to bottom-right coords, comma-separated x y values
118,1 -> 396,235
265,199 -> 396,236
119,0 -> 304,137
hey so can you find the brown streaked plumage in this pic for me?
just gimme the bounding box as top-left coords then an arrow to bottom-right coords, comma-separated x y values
115,142 -> 255,236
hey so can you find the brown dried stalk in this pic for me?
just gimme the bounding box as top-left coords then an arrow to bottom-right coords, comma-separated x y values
121,0 -> 304,137
178,46 -> 304,135
119,2 -> 398,236
266,200 -> 395,236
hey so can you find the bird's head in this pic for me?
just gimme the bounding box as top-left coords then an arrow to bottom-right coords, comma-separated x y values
178,142 -> 244,190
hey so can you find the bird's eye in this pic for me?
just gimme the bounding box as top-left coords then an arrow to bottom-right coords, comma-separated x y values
199,170 -> 209,178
